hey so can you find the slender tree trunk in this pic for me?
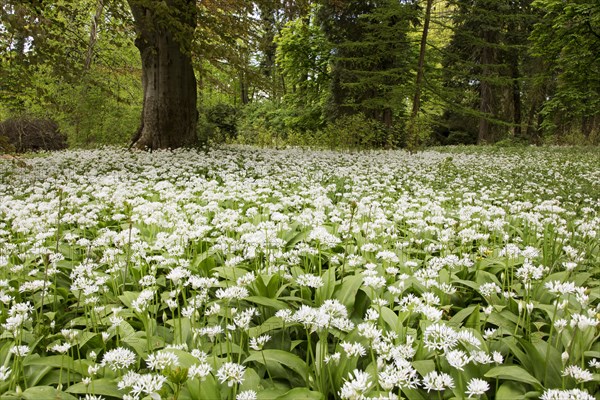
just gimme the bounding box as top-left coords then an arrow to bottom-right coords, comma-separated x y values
411,0 -> 433,120
478,39 -> 494,144
85,0 -> 104,71
128,0 -> 198,150
407,0 -> 433,150
511,57 -> 522,138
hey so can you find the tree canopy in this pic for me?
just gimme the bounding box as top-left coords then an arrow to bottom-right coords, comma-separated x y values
0,0 -> 598,148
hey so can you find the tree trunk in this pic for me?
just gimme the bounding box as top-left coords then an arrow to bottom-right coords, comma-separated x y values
478,42 -> 494,144
85,0 -> 104,71
128,0 -> 198,150
510,52 -> 522,139
407,0 -> 433,150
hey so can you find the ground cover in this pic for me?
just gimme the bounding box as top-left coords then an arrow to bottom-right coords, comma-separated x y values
0,146 -> 598,400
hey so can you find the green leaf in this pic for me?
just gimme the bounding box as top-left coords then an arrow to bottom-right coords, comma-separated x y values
247,316 -> 285,338
24,355 -> 91,374
25,365 -> 53,387
496,381 -> 527,400
412,360 -> 435,377
244,350 -> 309,384
118,291 -> 140,308
316,266 -> 336,305
275,387 -> 324,400
21,386 -> 78,400
380,306 -> 400,331
246,296 -> 289,310
334,273 -> 363,309
67,378 -> 124,398
485,366 -> 543,389
449,305 -> 478,326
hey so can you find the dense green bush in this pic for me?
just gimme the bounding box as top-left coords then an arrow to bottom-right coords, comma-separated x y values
0,116 -> 68,152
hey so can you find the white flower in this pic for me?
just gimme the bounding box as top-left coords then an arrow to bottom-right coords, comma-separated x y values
249,334 -> 271,351
83,395 -> 105,400
216,362 -> 245,387
131,373 -> 167,398
236,390 -> 257,400
296,274 -> 324,288
50,342 -> 71,354
324,352 -> 341,365
423,323 -> 458,352
562,365 -> 593,383
188,363 -> 212,380
146,350 -> 179,371
357,322 -> 382,341
101,347 -> 137,371
0,365 -> 11,381
10,345 -> 30,357
445,349 -> 470,370
340,341 -> 367,358
340,369 -> 372,400
540,389 -> 595,400
216,286 -> 249,300
465,378 -> 489,397
421,371 -> 454,392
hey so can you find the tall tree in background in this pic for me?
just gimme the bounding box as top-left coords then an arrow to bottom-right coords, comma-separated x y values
439,0 -> 537,144
127,0 -> 197,149
318,0 -> 414,127
407,0 -> 434,149
531,0 -> 600,139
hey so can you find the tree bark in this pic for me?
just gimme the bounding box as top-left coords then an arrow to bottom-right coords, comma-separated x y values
85,0 -> 104,71
128,0 -> 198,150
510,54 -> 522,138
407,0 -> 433,150
478,40 -> 494,144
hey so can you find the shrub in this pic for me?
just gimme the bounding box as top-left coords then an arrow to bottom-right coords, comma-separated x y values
317,114 -> 405,149
205,103 -> 239,143
0,117 -> 67,152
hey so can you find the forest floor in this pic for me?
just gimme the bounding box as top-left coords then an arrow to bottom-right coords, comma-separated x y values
0,146 -> 598,400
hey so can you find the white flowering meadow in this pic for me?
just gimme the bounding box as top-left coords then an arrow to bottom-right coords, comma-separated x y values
0,146 -> 598,400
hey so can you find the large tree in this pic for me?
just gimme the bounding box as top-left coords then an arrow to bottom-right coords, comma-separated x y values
127,0 -> 198,149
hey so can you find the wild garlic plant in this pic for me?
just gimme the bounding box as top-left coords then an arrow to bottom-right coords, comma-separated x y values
0,146 -> 597,400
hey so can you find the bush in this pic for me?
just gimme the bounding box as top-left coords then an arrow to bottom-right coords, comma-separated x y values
446,130 -> 477,145
0,117 -> 68,152
204,103 -> 239,143
316,114 -> 405,149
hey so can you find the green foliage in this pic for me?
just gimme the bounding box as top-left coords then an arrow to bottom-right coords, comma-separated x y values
318,0 -> 415,128
276,11 -> 330,108
1,147 -> 599,399
530,0 -> 600,140
0,0 -> 141,147
202,103 -> 240,144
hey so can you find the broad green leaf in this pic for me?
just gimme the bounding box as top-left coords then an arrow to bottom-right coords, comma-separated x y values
118,291 -> 140,308
247,316 -> 285,338
240,368 -> 261,391
496,381 -> 527,400
244,350 -> 309,384
334,273 -> 363,309
67,378 -> 125,398
401,388 -> 429,400
21,386 -> 78,400
380,306 -> 400,331
449,305 -> 478,326
275,387 -> 324,400
412,360 -> 435,377
316,266 -> 336,305
24,355 -> 91,375
25,365 -> 53,387
246,296 -> 289,310
485,366 -> 543,389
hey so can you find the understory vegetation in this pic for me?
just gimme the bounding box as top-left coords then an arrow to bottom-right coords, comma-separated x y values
0,146 -> 598,399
